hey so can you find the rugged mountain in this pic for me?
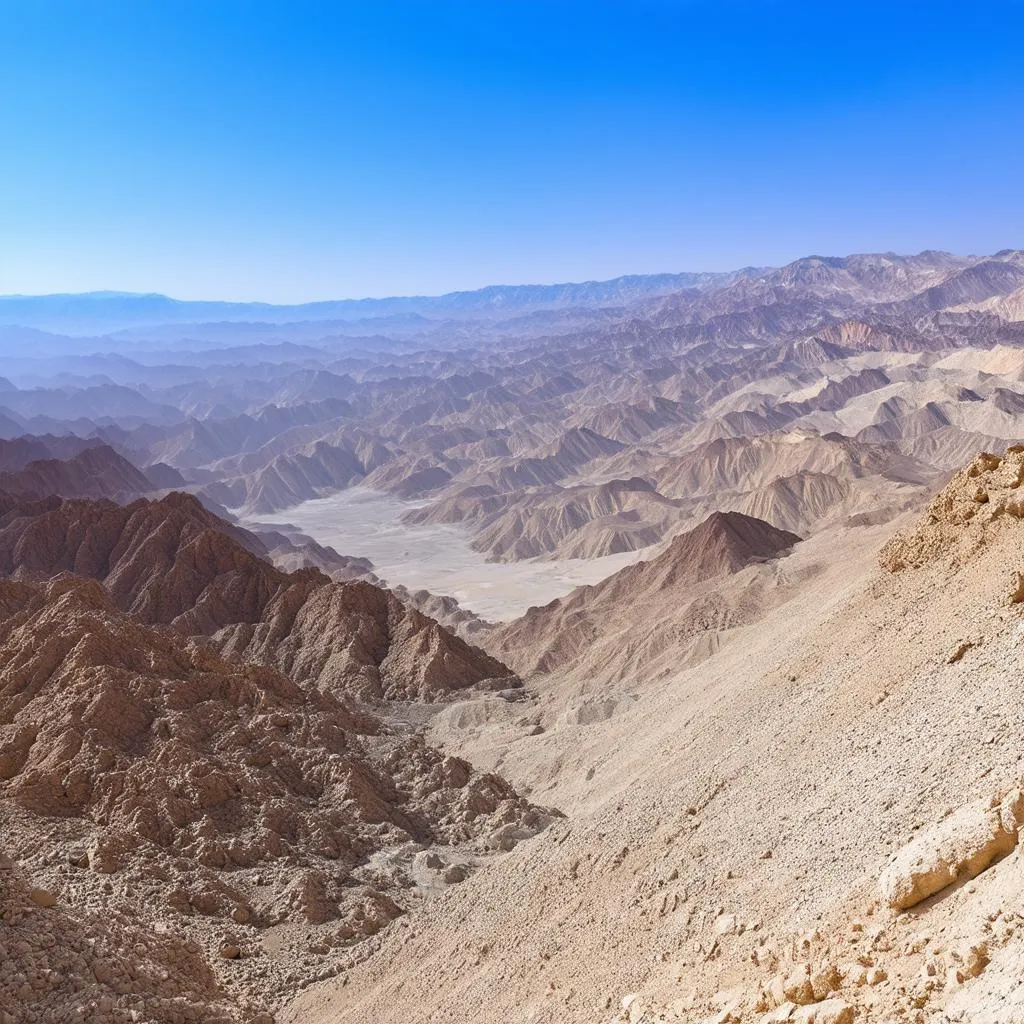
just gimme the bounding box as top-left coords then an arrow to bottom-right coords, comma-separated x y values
406,476 -> 683,561
0,444 -> 155,502
141,459 -> 189,489
0,433 -> 100,471
362,452 -> 457,498
215,572 -> 516,701
0,272 -> 734,334
655,431 -> 929,498
489,511 -> 799,677
966,284 -> 1024,322
8,253 -> 1024,1024
812,319 -> 917,352
446,427 -> 626,496
574,509 -> 800,599
289,448 -> 1024,1024
0,382 -> 184,426
908,258 -> 1024,313
571,396 -> 694,443
0,492 -> 516,701
0,409 -> 26,439
805,367 -> 891,412
533,425 -> 626,466
389,584 -> 490,637
0,490 -> 553,1020
772,334 -> 850,367
476,476 -> 680,562
0,573 -> 552,1015
730,469 -> 852,533
205,440 -> 366,512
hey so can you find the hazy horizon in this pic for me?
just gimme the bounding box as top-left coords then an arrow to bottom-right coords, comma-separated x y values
1,245 -> 1019,307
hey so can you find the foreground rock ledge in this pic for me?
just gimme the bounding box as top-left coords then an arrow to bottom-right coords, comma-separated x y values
879,788 -> 1024,910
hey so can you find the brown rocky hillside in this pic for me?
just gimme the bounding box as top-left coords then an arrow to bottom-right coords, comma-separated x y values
0,491 -> 514,701
0,493 -> 552,1021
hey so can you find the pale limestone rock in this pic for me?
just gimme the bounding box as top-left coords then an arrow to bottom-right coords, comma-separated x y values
714,913 -> 738,936
879,790 -> 1024,909
839,963 -> 867,987
766,973 -> 787,1007
759,1004 -> 796,1023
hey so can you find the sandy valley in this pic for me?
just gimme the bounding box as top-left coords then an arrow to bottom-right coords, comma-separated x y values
241,488 -> 651,621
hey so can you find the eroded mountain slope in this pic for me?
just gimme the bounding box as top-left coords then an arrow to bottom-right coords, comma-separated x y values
285,447 -> 1024,1024
0,493 -> 555,1021
0,491 -> 512,700
488,510 -> 800,679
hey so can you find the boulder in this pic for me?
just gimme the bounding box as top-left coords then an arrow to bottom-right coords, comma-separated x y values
28,888 -> 56,908
759,1005 -> 797,1023
879,789 -> 1024,909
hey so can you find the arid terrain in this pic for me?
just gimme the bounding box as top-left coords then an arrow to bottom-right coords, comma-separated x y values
4,250 -> 1024,1023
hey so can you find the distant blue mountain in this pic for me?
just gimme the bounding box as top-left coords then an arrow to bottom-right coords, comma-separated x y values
0,272 -> 733,335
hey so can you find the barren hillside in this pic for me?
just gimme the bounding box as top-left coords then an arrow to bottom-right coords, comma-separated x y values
0,495 -> 556,1020
286,448 -> 1024,1024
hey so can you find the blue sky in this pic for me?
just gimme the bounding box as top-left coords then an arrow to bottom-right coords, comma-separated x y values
1,1 -> 1023,302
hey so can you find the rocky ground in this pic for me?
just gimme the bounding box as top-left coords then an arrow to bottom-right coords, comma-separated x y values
0,497 -> 559,1022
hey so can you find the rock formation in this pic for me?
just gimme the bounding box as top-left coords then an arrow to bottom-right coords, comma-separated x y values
0,491 -> 514,701
490,511 -> 799,677
0,492 -> 550,1019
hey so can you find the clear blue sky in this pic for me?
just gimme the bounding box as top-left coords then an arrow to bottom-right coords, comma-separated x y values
1,1 -> 1022,302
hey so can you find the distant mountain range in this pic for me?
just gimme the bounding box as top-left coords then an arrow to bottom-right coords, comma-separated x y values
0,271 -> 740,335
6,250 -> 1021,344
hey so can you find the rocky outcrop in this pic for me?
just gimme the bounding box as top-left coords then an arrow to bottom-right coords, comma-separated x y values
215,575 -> 515,701
0,491 -> 287,630
880,445 -> 1024,572
0,491 -> 542,1020
0,847 -> 239,1023
879,790 -> 1024,909
0,576 -> 535,857
0,574 -> 553,1010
